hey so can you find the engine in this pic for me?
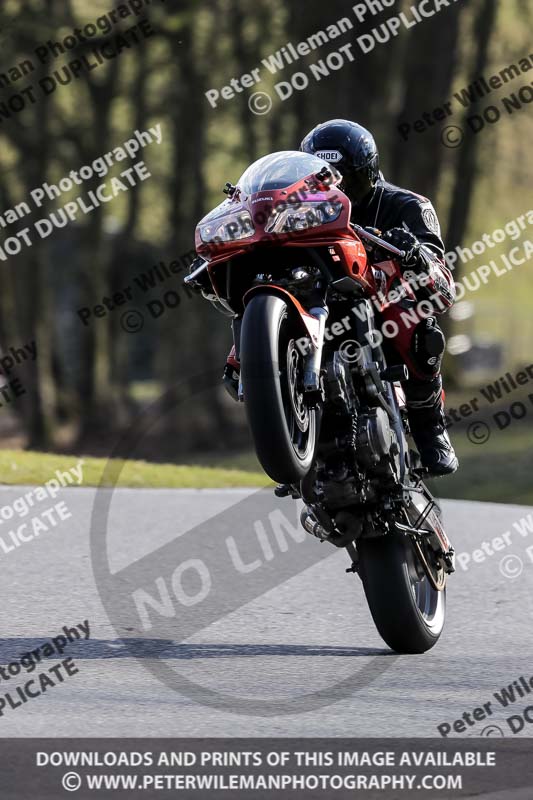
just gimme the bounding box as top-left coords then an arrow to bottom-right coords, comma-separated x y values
311,350 -> 402,512
356,407 -> 395,471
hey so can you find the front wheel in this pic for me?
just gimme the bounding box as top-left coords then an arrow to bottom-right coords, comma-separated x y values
357,530 -> 446,654
240,294 -> 318,484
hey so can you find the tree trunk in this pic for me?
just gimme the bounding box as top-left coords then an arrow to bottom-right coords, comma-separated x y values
445,0 -> 498,258
390,1 -> 463,196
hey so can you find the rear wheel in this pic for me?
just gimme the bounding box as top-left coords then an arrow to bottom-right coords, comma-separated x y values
240,294 -> 318,484
357,524 -> 446,654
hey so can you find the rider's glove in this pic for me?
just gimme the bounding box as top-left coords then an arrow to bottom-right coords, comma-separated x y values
380,227 -> 421,272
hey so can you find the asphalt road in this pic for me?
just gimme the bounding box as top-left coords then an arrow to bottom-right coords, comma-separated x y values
1,486 -> 533,738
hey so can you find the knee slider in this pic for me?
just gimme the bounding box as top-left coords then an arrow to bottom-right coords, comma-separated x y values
411,317 -> 445,375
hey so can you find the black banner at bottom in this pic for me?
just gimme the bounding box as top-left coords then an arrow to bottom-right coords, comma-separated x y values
2,738 -> 532,799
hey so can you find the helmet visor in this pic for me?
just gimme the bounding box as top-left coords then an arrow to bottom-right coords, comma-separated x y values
341,165 -> 375,204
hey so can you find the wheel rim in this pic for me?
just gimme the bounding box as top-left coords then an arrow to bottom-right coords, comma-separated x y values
279,327 -> 314,462
286,343 -> 309,433
404,539 -> 445,634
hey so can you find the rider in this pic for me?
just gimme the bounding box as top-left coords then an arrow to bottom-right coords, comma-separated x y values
191,120 -> 458,476
299,119 -> 457,476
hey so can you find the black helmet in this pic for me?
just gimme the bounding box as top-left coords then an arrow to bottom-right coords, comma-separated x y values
300,119 -> 380,204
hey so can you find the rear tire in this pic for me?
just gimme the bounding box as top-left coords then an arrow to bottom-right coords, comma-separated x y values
358,531 -> 446,654
240,294 -> 318,484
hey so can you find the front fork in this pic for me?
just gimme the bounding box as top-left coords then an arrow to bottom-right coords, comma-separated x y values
241,283 -> 330,397
303,305 -> 328,393
234,297 -> 329,400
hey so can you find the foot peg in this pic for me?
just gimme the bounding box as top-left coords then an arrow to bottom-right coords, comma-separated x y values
275,483 -> 300,499
380,364 -> 409,382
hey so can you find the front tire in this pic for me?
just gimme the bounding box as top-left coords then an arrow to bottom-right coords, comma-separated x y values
358,531 -> 446,654
240,294 -> 318,484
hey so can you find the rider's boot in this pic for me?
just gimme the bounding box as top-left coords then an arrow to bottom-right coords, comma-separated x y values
406,376 -> 458,476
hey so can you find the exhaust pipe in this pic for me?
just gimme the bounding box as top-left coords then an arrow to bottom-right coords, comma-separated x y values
300,508 -> 331,542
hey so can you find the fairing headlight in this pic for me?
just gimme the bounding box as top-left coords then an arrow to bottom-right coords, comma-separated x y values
265,201 -> 343,234
199,211 -> 255,244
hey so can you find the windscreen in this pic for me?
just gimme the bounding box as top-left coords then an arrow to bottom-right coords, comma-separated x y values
237,151 -> 340,194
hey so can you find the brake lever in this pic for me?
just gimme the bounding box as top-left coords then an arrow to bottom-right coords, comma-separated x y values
351,223 -> 406,260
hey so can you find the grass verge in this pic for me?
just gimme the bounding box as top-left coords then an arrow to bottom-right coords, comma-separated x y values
0,450 -> 267,489
1,420 -> 531,506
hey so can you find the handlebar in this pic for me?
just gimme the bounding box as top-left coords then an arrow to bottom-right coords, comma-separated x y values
184,259 -> 209,289
351,223 -> 406,260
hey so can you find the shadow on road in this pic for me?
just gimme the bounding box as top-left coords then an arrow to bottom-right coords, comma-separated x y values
0,639 -> 393,661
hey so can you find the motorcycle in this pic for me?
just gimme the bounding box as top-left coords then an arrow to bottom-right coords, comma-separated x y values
185,151 -> 455,654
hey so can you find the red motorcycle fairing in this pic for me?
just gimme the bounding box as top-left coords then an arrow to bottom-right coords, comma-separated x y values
194,152 -> 375,310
